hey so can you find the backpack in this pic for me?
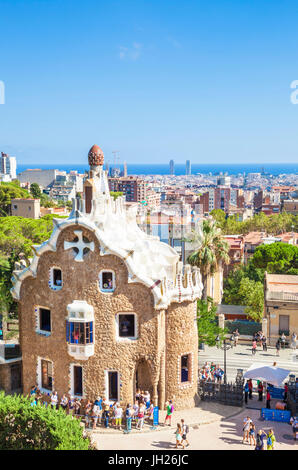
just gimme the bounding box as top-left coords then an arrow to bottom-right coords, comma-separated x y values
267,435 -> 272,446
171,404 -> 174,413
256,434 -> 262,447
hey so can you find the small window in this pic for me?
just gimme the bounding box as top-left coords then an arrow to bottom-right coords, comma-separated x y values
100,270 -> 115,292
66,321 -> 93,345
53,268 -> 62,287
118,314 -> 136,338
181,355 -> 190,383
39,308 -> 51,332
73,366 -> 83,396
41,359 -> 53,391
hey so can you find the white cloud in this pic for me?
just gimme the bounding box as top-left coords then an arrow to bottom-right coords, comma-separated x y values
118,43 -> 143,61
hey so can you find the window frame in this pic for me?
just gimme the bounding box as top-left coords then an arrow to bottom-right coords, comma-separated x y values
39,358 -> 53,392
99,270 -> 116,293
35,306 -> 52,336
66,320 -> 94,345
105,370 -> 120,402
49,266 -> 63,291
115,312 -> 138,341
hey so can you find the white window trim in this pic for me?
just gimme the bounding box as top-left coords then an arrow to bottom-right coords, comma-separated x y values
34,306 -> 52,336
48,266 -> 63,291
115,312 -> 138,342
105,370 -> 120,403
37,356 -> 54,394
99,269 -> 116,293
69,363 -> 84,399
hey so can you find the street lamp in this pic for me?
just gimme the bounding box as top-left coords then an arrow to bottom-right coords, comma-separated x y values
216,335 -> 234,385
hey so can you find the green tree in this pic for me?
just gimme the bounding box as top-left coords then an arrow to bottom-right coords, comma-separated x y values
238,277 -> 264,322
197,297 -> 227,346
187,219 -> 230,298
30,182 -> 42,199
0,392 -> 92,450
0,182 -> 31,215
250,242 -> 298,275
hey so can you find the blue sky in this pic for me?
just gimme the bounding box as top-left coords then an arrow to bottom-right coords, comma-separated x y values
1,0 -> 298,165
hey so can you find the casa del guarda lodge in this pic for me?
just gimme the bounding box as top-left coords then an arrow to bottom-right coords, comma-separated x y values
11,145 -> 203,410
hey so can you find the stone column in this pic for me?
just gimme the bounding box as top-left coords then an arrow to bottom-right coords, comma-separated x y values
158,350 -> 166,409
262,317 -> 268,338
218,313 -> 225,330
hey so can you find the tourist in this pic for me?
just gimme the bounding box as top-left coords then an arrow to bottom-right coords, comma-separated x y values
291,332 -> 297,350
244,381 -> 249,404
143,391 -> 151,409
233,329 -> 240,347
181,419 -> 190,447
133,401 -> 139,427
68,395 -> 75,415
284,383 -> 288,402
91,400 -> 101,430
135,388 -> 141,403
136,402 -> 145,430
249,422 -> 256,447
255,430 -> 267,450
248,379 -> 253,400
242,416 -> 252,444
30,385 -> 37,396
266,389 -> 271,409
60,393 -> 68,412
84,399 -> 92,428
146,401 -> 154,422
175,423 -> 185,449
74,397 -> 81,416
262,336 -> 267,352
164,400 -> 174,426
94,396 -> 102,423
275,340 -> 281,356
266,429 -> 276,450
252,339 -> 257,355
125,404 -> 133,431
111,401 -> 118,427
50,390 -> 58,410
115,403 -> 123,430
257,381 -> 264,401
103,398 -> 110,428
280,333 -> 286,350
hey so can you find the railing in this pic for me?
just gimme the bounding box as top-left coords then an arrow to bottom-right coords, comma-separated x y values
266,291 -> 298,302
198,380 -> 243,407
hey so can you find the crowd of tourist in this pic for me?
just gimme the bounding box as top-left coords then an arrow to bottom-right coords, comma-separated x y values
198,362 -> 224,382
28,386 -> 157,431
242,415 -> 276,450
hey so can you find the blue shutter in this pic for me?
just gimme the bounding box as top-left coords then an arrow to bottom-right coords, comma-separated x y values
70,322 -> 74,344
90,322 -> 93,343
66,321 -> 69,342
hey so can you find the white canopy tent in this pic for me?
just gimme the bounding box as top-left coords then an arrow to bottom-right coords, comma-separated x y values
243,363 -> 291,387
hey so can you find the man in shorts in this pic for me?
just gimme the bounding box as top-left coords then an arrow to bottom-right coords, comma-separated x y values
164,400 -> 174,426
181,419 -> 190,447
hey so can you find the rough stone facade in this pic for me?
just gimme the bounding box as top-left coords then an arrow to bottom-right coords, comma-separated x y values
13,145 -> 202,410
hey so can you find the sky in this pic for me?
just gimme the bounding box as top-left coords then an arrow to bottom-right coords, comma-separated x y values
1,0 -> 298,165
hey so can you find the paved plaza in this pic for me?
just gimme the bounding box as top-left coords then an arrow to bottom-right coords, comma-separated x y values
90,404 -> 296,450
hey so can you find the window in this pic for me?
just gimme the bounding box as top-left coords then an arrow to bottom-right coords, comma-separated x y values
41,359 -> 53,391
99,270 -> 115,292
118,314 -> 136,339
66,321 -> 93,345
73,366 -> 83,396
39,308 -> 51,332
107,371 -> 119,401
181,355 -> 190,382
53,268 -> 62,287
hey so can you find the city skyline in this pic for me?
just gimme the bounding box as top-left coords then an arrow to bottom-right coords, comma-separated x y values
1,1 -> 298,165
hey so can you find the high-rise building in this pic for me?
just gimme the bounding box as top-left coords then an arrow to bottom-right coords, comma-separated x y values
123,161 -> 127,177
169,160 -> 175,175
1,152 -> 17,180
186,160 -> 191,176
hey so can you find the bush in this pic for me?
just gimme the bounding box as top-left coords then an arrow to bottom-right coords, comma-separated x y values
0,392 -> 91,450
224,320 -> 262,336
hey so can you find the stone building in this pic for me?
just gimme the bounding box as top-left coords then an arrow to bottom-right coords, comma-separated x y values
11,145 -> 203,410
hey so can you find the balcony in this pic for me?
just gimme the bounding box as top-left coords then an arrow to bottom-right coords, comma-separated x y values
267,291 -> 298,302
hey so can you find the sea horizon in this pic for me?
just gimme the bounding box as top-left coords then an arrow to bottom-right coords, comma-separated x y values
16,162 -> 298,177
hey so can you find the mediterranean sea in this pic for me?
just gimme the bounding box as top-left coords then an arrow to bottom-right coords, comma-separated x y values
17,163 -> 298,176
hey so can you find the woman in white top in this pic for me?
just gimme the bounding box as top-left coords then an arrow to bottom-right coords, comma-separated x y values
50,391 -> 58,409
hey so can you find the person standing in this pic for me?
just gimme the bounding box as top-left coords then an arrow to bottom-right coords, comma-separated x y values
84,399 -> 92,428
249,422 -> 256,447
137,402 -> 145,430
103,399 -> 110,428
266,429 -> 276,450
91,401 -> 100,430
248,379 -> 253,400
125,404 -> 133,431
255,430 -> 267,450
68,395 -> 75,415
262,336 -> 267,352
164,400 -> 174,426
181,419 -> 190,447
115,404 -> 123,430
242,416 -> 252,444
266,389 -> 271,409
244,381 -> 249,404
291,332 -> 297,350
50,390 -> 58,410
60,393 -> 68,412
280,333 -> 286,350
258,381 -> 264,401
175,423 -> 185,449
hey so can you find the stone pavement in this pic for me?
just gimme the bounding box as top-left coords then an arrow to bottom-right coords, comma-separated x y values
90,406 -> 297,451
88,402 -> 242,436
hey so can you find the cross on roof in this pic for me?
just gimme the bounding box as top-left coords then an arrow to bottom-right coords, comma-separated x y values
64,230 -> 95,262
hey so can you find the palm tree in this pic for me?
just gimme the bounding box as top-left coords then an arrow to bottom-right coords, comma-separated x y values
186,218 -> 230,299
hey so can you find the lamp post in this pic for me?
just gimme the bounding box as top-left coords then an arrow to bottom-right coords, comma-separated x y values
216,335 -> 234,385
